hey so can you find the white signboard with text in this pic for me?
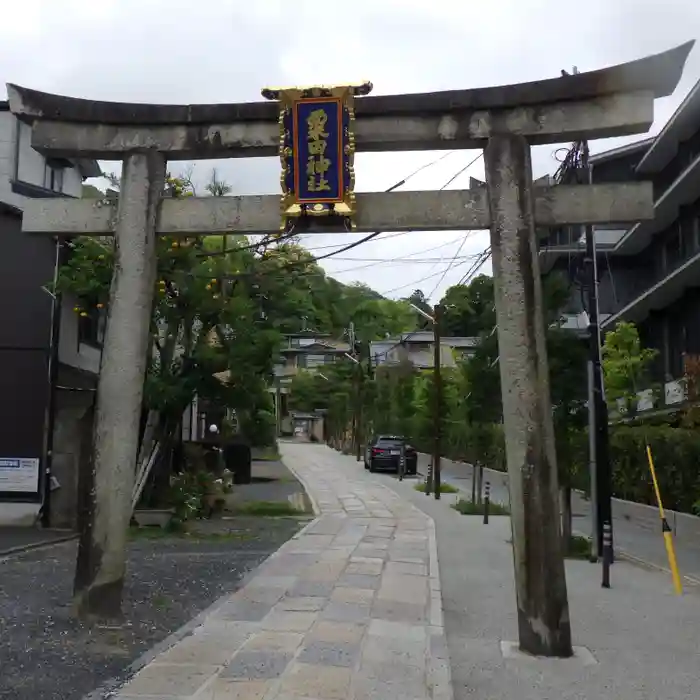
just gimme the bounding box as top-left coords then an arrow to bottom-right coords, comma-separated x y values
0,458 -> 40,493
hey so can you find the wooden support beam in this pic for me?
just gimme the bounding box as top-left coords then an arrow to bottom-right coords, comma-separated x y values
22,183 -> 653,236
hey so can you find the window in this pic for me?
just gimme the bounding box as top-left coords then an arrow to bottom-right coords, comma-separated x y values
44,163 -> 64,193
304,354 -> 327,368
78,308 -> 106,347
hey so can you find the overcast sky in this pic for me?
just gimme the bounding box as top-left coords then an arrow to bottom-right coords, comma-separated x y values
2,0 -> 698,302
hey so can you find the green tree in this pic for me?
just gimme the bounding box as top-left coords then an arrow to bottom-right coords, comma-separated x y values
405,289 -> 433,330
441,274 -> 495,337
601,321 -> 658,414
56,174 -> 301,487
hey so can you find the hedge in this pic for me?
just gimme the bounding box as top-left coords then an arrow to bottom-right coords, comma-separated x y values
443,422 -> 700,514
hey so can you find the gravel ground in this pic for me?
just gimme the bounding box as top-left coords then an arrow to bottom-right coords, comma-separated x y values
0,516 -> 303,700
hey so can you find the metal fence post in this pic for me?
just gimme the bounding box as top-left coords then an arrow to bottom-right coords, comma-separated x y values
602,521 -> 612,588
483,481 -> 491,524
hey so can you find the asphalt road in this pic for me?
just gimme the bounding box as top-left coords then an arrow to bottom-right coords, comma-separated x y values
416,453 -> 700,585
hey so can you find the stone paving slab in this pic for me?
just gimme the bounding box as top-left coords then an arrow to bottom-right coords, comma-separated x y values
109,443 -> 450,700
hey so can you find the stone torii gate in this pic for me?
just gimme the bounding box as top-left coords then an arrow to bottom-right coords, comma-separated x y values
7,41 -> 692,655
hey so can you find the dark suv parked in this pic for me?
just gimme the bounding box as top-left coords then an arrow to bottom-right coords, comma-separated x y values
364,435 -> 417,475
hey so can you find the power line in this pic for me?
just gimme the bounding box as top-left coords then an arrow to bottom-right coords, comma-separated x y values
324,233 -> 477,272
301,230 -> 411,252
457,246 -> 492,285
329,256 -> 476,263
359,152 -> 485,362
260,151 -> 486,274
195,151 -> 458,261
330,254 -> 479,276
378,263 -> 469,297
426,232 -> 473,300
440,151 -> 483,189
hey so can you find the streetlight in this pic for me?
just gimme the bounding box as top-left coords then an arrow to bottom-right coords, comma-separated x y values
409,303 -> 435,324
409,302 -> 443,500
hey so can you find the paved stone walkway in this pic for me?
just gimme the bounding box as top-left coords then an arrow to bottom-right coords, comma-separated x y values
111,442 -> 450,700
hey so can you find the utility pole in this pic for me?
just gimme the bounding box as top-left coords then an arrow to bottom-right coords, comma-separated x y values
581,152 -> 613,561
571,66 -> 613,560
485,133 -> 572,658
40,237 -> 64,529
355,343 -> 365,462
410,302 -> 440,496
345,322 -> 360,456
275,381 -> 282,438
366,349 -> 373,444
432,304 -> 443,500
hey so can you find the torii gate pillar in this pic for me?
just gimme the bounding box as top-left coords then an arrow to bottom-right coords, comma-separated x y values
74,152 -> 165,617
485,133 -> 571,655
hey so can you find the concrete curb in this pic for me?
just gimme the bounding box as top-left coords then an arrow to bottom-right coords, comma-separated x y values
596,544 -> 700,589
0,533 -> 77,559
281,450 -> 321,518
425,514 -> 454,700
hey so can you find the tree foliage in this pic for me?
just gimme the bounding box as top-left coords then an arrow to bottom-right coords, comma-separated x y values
58,171 -> 415,454
601,321 -> 658,412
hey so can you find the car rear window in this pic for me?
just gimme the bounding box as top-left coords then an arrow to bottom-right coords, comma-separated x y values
377,437 -> 404,447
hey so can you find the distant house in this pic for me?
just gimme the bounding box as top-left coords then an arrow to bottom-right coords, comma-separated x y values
0,100 -> 101,527
371,332 -> 479,370
271,333 -> 351,434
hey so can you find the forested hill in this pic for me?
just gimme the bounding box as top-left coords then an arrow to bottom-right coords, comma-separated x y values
259,241 -> 418,342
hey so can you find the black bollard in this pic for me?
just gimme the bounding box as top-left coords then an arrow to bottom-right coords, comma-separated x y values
399,444 -> 406,481
483,481 -> 491,524
602,521 -> 612,588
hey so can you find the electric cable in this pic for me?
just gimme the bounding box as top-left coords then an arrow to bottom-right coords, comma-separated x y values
196,150 -> 462,262
378,264 -> 469,297
426,232 -> 473,301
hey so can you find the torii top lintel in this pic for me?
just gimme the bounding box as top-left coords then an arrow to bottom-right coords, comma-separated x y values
5,41 -> 694,160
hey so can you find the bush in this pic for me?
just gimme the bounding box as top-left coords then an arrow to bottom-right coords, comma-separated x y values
414,482 -> 459,494
239,408 -> 276,447
440,422 -> 700,515
167,471 -> 214,527
607,425 -> 700,513
452,498 -> 510,515
448,422 -> 506,471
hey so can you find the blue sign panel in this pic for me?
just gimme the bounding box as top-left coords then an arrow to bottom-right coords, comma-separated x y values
292,98 -> 344,204
261,82 -> 373,229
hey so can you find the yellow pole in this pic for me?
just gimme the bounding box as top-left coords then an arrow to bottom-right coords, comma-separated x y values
645,444 -> 683,595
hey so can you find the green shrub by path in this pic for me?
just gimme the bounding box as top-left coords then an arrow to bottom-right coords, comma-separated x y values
228,500 -> 302,517
565,534 -> 591,560
606,425 -> 700,513
414,482 -> 459,494
440,422 -> 700,515
252,445 -> 282,461
452,498 -> 510,516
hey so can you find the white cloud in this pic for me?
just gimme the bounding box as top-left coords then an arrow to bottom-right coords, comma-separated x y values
2,0 -> 698,301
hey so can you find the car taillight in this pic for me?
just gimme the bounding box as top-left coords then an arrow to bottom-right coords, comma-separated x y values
372,447 -> 385,455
